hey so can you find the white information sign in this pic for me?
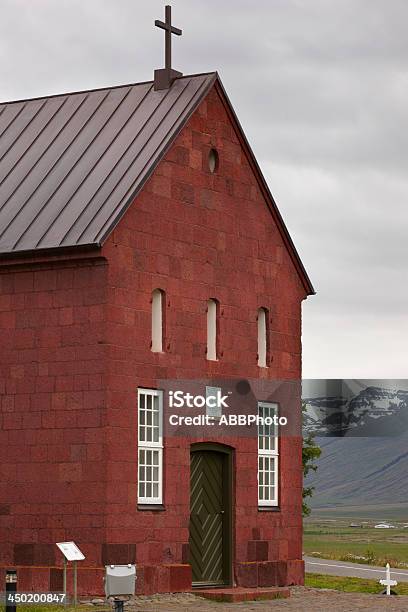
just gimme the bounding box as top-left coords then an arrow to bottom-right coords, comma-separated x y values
56,541 -> 85,562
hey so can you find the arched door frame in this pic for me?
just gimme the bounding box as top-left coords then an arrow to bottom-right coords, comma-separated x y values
190,442 -> 234,587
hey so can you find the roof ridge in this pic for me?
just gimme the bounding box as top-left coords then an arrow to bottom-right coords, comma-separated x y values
0,70 -> 313,295
0,71 -> 218,106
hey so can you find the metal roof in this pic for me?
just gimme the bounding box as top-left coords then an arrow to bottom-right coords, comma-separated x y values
0,72 -> 216,255
0,71 -> 314,294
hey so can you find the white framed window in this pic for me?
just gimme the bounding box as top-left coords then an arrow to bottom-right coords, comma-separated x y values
151,289 -> 165,352
257,307 -> 269,368
207,298 -> 218,361
258,402 -> 279,506
138,388 -> 163,504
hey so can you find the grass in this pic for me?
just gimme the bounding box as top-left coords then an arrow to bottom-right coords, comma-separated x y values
304,517 -> 408,569
1,577 -> 407,609
311,504 -> 408,520
305,572 -> 408,595
1,583 -> 406,610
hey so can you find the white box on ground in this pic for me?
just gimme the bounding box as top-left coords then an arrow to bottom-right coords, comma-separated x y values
105,565 -> 136,597
56,541 -> 85,561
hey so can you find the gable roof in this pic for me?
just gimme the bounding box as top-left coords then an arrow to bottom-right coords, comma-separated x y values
0,72 -> 314,294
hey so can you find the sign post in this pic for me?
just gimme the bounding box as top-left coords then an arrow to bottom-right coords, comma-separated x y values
73,561 -> 77,606
5,570 -> 17,612
63,557 -> 67,604
56,542 -> 85,606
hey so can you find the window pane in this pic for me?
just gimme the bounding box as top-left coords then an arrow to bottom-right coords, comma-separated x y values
258,308 -> 267,367
207,299 -> 217,360
152,289 -> 164,353
258,402 -> 279,505
138,390 -> 163,503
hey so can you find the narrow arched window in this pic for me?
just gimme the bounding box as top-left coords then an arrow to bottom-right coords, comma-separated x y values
151,289 -> 165,353
258,307 -> 269,367
207,299 -> 219,361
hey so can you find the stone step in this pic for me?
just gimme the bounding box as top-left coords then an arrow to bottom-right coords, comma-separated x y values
194,586 -> 291,603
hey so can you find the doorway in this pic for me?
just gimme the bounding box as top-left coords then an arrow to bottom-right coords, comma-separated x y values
189,444 -> 233,586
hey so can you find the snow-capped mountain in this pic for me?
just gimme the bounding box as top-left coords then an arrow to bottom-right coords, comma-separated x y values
303,382 -> 408,510
303,384 -> 408,437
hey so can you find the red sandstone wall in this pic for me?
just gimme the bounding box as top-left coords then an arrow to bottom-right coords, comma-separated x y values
101,84 -> 306,592
0,82 -> 307,595
0,258 -> 108,593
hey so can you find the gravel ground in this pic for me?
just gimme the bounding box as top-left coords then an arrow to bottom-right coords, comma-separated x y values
124,587 -> 408,612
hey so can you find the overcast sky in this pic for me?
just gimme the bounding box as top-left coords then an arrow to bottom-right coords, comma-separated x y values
1,0 -> 407,378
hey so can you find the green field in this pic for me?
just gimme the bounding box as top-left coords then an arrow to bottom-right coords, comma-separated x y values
310,503 -> 408,520
305,572 -> 408,594
304,516 -> 408,568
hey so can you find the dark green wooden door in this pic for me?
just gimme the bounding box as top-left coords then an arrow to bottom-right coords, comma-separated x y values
189,450 -> 230,585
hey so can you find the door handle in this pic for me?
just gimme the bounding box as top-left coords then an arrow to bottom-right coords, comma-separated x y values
220,511 -> 225,514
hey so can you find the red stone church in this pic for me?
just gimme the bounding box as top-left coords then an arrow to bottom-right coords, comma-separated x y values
0,55 -> 314,594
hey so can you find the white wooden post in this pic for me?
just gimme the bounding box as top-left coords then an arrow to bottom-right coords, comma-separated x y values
379,563 -> 397,595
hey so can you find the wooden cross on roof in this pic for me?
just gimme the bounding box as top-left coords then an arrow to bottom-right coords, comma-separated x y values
154,5 -> 183,90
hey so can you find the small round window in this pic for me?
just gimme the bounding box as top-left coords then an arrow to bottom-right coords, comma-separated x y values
208,148 -> 219,173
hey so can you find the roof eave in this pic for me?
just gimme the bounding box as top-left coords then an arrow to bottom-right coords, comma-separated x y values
0,243 -> 103,267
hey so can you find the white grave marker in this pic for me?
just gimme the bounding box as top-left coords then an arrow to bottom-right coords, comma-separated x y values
379,563 -> 397,596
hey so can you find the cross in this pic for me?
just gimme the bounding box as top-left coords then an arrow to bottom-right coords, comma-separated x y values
155,6 -> 182,73
154,6 -> 183,90
379,563 -> 398,596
